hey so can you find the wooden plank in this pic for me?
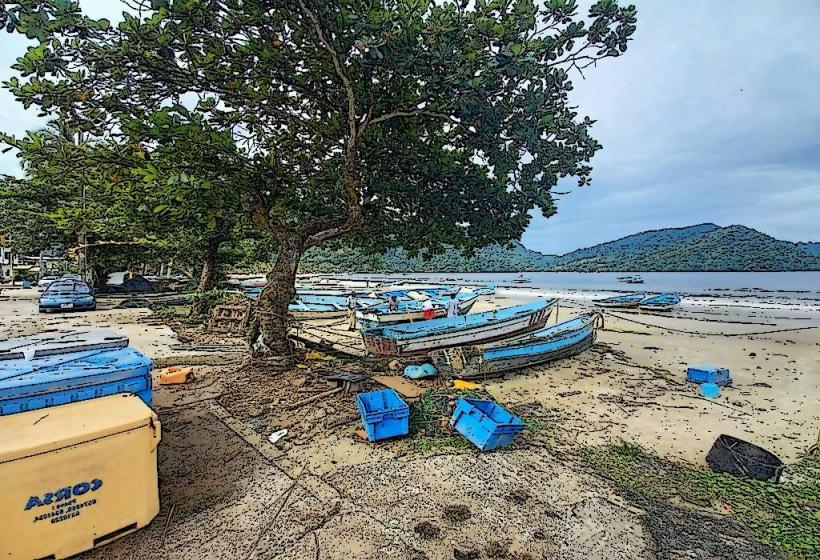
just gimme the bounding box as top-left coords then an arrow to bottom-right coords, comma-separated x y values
372,375 -> 424,399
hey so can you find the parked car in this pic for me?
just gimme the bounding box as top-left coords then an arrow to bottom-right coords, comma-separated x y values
37,275 -> 60,290
39,279 -> 96,313
61,273 -> 83,280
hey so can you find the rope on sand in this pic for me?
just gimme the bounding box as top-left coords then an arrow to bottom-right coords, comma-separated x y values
602,310 -> 818,337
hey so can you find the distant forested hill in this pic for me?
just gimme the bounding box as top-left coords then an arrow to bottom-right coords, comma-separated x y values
297,224 -> 820,272
300,242 -> 557,273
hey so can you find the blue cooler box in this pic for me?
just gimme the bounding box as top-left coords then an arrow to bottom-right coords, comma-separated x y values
0,334 -> 152,415
686,364 -> 731,386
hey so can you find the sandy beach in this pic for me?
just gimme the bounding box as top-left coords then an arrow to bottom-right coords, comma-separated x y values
1,284 -> 817,559
488,287 -> 820,464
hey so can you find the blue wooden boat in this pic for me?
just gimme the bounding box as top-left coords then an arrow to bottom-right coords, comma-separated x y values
474,283 -> 497,296
289,294 -> 385,319
361,300 -> 556,357
593,293 -> 646,308
639,293 -> 681,311
430,312 -> 602,379
242,289 -> 385,318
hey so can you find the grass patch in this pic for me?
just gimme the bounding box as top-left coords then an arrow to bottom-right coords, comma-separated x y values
409,388 -> 487,454
580,441 -> 820,559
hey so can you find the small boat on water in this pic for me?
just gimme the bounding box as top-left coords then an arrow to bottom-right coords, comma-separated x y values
361,300 -> 557,357
617,275 -> 644,284
430,312 -> 602,379
639,293 -> 681,311
512,275 -> 530,284
357,291 -> 478,326
593,293 -> 646,308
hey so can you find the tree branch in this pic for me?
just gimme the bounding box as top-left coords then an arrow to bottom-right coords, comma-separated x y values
296,0 -> 358,145
366,108 -> 452,128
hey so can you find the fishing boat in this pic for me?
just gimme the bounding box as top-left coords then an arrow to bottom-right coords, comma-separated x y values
512,274 -> 530,284
361,300 -> 556,357
376,285 -> 458,301
289,294 -> 384,319
473,283 -> 497,296
617,275 -> 644,284
430,312 -> 602,379
357,291 -> 479,326
593,292 -> 646,308
639,293 -> 681,311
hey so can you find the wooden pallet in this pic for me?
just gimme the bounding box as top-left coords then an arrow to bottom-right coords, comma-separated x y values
208,303 -> 250,334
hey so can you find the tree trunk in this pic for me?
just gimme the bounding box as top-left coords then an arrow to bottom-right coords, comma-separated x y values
196,237 -> 222,292
248,241 -> 302,356
91,264 -> 108,292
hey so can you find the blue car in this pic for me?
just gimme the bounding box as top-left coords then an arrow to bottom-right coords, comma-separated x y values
38,279 -> 97,313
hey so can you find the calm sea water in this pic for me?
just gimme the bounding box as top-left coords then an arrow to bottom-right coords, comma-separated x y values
341,271 -> 820,302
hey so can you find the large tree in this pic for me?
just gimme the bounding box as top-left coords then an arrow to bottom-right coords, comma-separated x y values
2,0 -> 637,354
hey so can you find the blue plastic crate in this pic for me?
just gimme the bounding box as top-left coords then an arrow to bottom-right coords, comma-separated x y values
355,388 -> 410,442
0,347 -> 153,415
687,364 -> 731,386
451,398 -> 525,451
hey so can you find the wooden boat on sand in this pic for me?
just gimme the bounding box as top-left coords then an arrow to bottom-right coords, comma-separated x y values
361,300 -> 556,357
430,312 -> 602,379
288,294 -> 384,319
593,293 -> 646,308
639,293 -> 681,311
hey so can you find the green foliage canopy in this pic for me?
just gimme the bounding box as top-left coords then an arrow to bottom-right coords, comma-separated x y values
2,0 -> 638,257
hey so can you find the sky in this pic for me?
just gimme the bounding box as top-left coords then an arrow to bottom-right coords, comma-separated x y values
1,1 -> 819,255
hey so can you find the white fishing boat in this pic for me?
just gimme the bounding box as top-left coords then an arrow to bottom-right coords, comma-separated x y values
357,290 -> 478,326
361,300 -> 557,357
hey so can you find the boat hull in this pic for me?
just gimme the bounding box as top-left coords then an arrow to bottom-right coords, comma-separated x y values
638,293 -> 681,312
638,303 -> 675,312
362,302 -> 554,357
595,301 -> 641,308
435,331 -> 595,379
430,314 -> 599,379
594,293 -> 645,308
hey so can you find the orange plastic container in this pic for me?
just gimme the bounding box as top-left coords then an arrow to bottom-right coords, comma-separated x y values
0,393 -> 161,559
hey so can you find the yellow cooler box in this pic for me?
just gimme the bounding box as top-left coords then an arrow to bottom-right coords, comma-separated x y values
0,393 -> 161,559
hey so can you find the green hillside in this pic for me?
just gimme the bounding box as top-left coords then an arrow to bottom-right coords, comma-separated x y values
556,225 -> 820,272
297,225 -> 820,273
300,242 -> 557,273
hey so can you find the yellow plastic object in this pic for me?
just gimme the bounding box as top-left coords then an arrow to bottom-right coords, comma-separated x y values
305,350 -> 333,361
158,366 -> 194,385
453,380 -> 481,390
0,394 -> 161,559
